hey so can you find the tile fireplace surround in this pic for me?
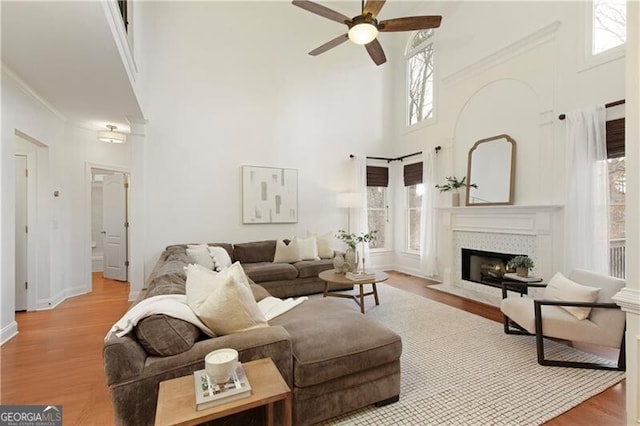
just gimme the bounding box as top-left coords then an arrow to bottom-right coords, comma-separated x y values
438,205 -> 563,304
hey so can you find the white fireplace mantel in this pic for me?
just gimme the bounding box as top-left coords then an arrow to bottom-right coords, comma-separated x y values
438,205 -> 564,300
439,205 -> 563,235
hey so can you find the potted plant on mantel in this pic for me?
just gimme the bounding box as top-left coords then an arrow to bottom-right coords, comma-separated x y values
507,256 -> 535,278
435,176 -> 477,207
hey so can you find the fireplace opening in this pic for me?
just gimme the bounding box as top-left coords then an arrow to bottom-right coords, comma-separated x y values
461,248 -> 526,288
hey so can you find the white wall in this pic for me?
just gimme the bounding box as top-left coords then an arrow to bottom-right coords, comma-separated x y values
1,70 -> 132,343
62,126 -> 131,299
1,70 -> 64,342
386,1 -> 625,278
136,2 -> 396,287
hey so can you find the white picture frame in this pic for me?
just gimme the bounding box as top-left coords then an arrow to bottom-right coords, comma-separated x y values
242,166 -> 298,224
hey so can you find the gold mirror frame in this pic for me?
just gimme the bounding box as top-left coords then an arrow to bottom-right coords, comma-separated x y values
466,134 -> 516,206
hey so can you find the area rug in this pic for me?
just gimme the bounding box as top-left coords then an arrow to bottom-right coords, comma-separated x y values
313,284 -> 625,426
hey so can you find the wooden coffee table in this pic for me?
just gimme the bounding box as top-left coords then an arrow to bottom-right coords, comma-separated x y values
155,357 -> 291,426
319,269 -> 389,314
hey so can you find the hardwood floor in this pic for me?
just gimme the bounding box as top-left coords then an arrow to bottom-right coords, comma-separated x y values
0,272 -> 130,425
0,270 -> 625,425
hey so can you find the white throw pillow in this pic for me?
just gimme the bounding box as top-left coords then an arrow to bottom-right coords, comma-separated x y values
186,262 -> 268,335
186,244 -> 214,270
308,231 -> 334,259
543,272 -> 600,320
185,263 -> 222,306
208,246 -> 232,271
295,236 -> 320,261
273,239 -> 302,263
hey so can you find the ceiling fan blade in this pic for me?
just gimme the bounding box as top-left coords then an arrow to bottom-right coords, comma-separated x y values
292,0 -> 351,25
363,0 -> 386,18
365,39 -> 387,66
379,16 -> 442,32
309,34 -> 349,56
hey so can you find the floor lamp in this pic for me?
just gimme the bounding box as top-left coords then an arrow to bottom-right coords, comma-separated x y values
336,192 -> 362,233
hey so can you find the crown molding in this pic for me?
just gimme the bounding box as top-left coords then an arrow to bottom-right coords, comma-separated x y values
443,21 -> 562,86
102,0 -> 138,81
2,64 -> 67,122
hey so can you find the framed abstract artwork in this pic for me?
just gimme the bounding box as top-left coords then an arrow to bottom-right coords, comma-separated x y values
242,166 -> 298,224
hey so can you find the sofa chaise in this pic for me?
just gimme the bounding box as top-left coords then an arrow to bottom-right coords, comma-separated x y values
103,243 -> 402,425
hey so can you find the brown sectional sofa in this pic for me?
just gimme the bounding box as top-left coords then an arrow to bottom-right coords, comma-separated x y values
103,242 -> 402,425
215,240 -> 353,297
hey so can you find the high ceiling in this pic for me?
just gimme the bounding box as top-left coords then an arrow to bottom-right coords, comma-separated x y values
1,1 -> 143,132
1,0 -> 436,133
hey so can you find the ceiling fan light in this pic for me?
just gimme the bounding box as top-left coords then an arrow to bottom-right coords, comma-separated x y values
98,125 -> 126,144
348,23 -> 378,45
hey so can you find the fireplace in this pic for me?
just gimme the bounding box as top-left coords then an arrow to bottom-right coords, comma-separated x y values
461,248 -> 525,288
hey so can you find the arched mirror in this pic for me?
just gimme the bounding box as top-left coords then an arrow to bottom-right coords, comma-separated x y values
466,134 -> 516,206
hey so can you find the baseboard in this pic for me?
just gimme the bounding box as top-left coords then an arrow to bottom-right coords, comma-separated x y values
1,321 -> 19,345
391,265 -> 443,282
92,253 -> 104,272
128,290 -> 140,302
36,285 -> 88,310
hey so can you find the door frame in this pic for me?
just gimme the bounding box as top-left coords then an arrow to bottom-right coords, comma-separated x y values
85,162 -> 130,290
14,150 -> 37,312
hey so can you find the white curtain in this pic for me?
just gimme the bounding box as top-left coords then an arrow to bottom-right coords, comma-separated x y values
350,155 -> 370,266
420,152 -> 438,276
564,105 -> 609,275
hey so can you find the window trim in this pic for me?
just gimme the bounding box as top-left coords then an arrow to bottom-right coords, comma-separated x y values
579,0 -> 626,72
405,30 -> 437,130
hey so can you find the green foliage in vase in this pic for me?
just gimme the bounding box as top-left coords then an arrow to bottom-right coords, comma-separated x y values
336,230 -> 377,250
507,256 -> 535,270
435,176 -> 478,192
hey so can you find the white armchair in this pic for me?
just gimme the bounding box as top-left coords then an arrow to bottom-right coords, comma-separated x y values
500,269 -> 626,371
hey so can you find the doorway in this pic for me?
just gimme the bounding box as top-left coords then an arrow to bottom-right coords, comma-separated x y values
91,168 -> 129,282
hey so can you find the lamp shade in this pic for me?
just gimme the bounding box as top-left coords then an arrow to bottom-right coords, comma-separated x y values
336,192 -> 362,209
348,23 -> 378,45
98,125 -> 126,144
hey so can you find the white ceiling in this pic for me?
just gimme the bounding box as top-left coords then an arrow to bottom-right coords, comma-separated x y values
0,0 -> 444,133
1,1 -> 143,132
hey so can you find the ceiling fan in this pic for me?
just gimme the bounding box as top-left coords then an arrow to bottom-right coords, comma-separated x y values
292,0 -> 442,66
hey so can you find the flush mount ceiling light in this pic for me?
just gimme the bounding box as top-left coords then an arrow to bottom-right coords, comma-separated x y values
98,125 -> 126,144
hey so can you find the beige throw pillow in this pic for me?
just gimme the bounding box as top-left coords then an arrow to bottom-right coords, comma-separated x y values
273,239 -> 302,263
186,244 -> 214,270
186,263 -> 268,335
543,272 -> 600,320
308,231 -> 334,259
296,236 -> 320,260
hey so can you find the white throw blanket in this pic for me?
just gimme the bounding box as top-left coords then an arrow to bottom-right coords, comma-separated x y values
258,296 -> 308,321
106,294 -> 307,341
105,294 -> 215,341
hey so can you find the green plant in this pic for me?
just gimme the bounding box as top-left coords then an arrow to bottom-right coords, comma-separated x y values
507,256 -> 534,270
435,176 -> 478,192
336,230 -> 377,250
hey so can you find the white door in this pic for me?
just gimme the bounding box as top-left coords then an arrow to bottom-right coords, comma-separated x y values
102,173 -> 128,281
15,155 -> 28,311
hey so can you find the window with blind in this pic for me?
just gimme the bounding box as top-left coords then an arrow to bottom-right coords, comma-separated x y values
404,162 -> 423,252
366,166 -> 389,249
607,117 -> 625,278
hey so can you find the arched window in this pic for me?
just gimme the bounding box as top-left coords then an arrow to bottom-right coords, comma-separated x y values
406,29 -> 435,126
591,0 -> 626,55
